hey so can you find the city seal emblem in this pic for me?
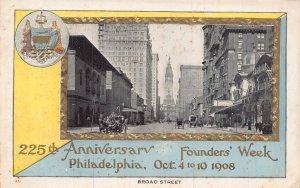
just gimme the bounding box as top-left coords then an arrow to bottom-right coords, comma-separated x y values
15,11 -> 69,67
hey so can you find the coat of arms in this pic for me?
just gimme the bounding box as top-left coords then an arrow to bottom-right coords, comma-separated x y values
15,11 -> 69,67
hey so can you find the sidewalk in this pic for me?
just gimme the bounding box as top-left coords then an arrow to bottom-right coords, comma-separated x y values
215,126 -> 262,134
68,125 -> 100,133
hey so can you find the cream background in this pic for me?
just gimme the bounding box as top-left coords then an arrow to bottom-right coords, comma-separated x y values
0,0 -> 299,188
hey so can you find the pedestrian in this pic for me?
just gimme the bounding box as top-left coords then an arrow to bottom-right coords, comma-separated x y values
247,120 -> 252,130
258,122 -> 263,133
98,113 -> 104,132
87,116 -> 91,126
124,117 -> 128,133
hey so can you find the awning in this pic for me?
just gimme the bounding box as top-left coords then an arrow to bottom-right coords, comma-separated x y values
215,102 -> 243,114
122,108 -> 138,113
209,113 -> 215,117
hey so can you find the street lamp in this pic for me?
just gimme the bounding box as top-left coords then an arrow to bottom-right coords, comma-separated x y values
120,102 -> 125,114
90,96 -> 97,132
71,103 -> 76,127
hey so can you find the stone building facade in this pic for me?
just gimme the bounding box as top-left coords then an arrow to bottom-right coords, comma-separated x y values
202,25 -> 273,124
177,65 -> 203,119
67,36 -> 132,127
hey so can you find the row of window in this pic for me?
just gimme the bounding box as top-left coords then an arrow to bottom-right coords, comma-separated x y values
101,30 -> 146,36
108,56 -> 145,62
238,32 -> 265,39
237,41 -> 265,50
128,72 -> 144,77
99,24 -> 147,30
120,67 -> 144,72
103,46 -> 146,51
99,35 -> 145,40
115,61 -> 144,67
99,41 -> 147,47
100,41 -> 147,47
257,33 -> 265,38
105,51 -> 144,56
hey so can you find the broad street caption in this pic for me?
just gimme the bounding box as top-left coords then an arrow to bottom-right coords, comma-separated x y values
18,141 -> 278,174
37,141 -> 279,173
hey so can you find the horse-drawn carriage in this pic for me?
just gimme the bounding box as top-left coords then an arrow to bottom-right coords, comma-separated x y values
188,115 -> 197,128
175,117 -> 184,129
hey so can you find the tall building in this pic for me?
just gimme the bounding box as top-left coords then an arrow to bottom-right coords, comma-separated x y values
157,96 -> 161,120
202,25 -> 273,123
161,57 -> 176,121
151,53 -> 159,119
177,65 -> 203,119
97,24 -> 153,120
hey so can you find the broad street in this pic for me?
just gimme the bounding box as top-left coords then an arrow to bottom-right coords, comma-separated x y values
68,122 -> 261,134
127,122 -> 227,134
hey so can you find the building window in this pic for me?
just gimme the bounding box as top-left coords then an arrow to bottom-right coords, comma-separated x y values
92,73 -> 96,95
238,41 -> 243,49
101,81 -> 105,95
257,43 -> 265,50
237,53 -> 242,60
85,69 -> 91,94
257,43 -> 261,49
79,69 -> 83,86
238,33 -> 243,38
237,61 -> 242,70
96,76 -> 100,96
257,33 -> 265,38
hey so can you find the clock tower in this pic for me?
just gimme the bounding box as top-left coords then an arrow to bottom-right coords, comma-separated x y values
162,57 -> 176,120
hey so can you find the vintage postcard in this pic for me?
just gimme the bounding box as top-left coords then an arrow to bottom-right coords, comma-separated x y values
1,0 -> 300,188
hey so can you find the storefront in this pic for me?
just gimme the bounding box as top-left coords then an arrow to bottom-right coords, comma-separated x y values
214,102 -> 243,127
122,107 -> 145,125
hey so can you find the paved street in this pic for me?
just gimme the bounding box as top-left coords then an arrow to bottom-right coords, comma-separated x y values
127,122 -> 228,134
68,122 -> 262,134
127,122 -> 260,134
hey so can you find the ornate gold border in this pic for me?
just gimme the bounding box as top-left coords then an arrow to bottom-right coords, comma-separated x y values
60,16 -> 281,141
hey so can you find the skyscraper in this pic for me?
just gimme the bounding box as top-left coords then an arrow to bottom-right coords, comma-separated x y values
151,53 -> 159,119
177,65 -> 203,119
97,24 -> 153,120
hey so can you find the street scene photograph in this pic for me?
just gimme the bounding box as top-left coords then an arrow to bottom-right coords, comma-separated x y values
64,23 -> 274,135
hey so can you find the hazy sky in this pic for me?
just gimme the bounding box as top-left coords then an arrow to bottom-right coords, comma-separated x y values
67,24 -> 204,102
149,24 -> 204,101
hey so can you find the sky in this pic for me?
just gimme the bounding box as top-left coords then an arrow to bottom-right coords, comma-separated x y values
149,24 -> 204,102
67,24 -> 204,102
